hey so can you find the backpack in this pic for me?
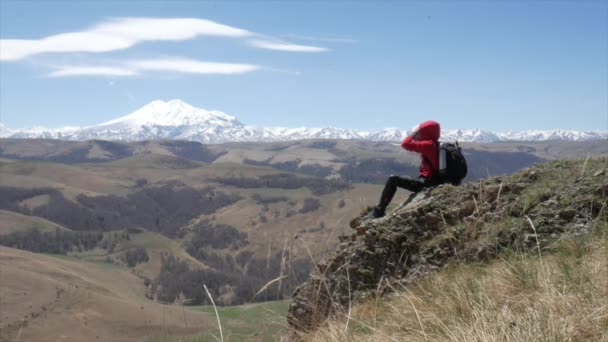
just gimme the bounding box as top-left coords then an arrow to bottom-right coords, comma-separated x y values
437,141 -> 467,185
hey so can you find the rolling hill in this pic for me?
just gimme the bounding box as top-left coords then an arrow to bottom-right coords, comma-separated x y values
0,137 -> 607,341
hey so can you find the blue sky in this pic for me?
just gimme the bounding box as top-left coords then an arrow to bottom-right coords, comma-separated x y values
1,1 -> 606,131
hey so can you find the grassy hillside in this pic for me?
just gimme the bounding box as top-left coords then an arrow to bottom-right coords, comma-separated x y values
289,157 -> 608,340
0,247 -> 213,342
307,232 -> 607,341
0,209 -> 69,234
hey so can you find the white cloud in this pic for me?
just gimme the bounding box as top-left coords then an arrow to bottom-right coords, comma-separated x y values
48,66 -> 138,77
1,17 -> 253,61
47,57 -> 261,77
129,57 -> 261,74
249,39 -> 328,52
1,17 -> 331,63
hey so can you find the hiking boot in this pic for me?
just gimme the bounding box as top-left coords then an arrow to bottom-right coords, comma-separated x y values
365,207 -> 385,219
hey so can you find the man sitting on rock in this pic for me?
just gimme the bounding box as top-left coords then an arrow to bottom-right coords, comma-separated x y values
368,120 -> 442,218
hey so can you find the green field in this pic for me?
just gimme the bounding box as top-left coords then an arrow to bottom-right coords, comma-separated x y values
145,300 -> 289,342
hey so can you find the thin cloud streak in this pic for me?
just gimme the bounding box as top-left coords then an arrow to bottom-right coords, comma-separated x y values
129,57 -> 261,74
47,57 -> 261,77
249,39 -> 329,52
48,66 -> 139,77
1,17 -> 253,61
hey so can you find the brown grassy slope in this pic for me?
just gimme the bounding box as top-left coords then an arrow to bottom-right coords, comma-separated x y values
0,210 -> 69,234
0,153 -> 391,260
288,157 -> 608,337
0,247 -> 213,342
0,161 -> 133,198
307,231 -> 608,341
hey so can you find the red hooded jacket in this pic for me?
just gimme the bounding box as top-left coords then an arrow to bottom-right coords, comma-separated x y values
401,120 -> 440,179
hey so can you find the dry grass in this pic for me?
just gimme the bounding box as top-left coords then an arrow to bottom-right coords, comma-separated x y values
307,221 -> 608,342
0,246 -> 212,342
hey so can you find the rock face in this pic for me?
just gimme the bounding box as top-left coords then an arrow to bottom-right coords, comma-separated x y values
287,159 -> 608,336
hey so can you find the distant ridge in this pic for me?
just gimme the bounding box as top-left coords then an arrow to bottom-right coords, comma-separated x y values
3,100 -> 607,143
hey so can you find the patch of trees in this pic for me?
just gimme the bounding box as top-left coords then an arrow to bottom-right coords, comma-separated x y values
89,140 -> 133,162
244,158 -> 333,178
184,221 -> 248,272
124,247 -> 149,267
185,221 -> 248,253
339,158 -> 418,184
153,155 -> 201,169
243,251 -> 312,299
0,186 -> 57,212
264,143 -> 292,152
0,228 -> 103,254
306,141 -> 337,149
76,184 -> 241,236
160,141 -> 227,163
235,250 -> 254,267
299,198 -> 321,214
0,184 -> 241,237
193,250 -> 238,273
215,173 -> 351,195
152,254 -> 262,305
251,193 -> 289,205
152,252 -> 312,306
99,231 -> 131,253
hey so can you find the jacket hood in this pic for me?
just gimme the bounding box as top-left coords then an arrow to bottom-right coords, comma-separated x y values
417,120 -> 440,141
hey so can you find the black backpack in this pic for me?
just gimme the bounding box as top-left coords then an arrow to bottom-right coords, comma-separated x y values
438,141 -> 467,185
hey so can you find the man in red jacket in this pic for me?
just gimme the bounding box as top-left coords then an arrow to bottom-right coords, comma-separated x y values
368,120 -> 441,218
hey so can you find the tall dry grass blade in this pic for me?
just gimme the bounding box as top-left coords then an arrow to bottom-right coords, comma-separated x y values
266,242 -> 272,271
336,311 -> 403,342
373,275 -> 385,328
472,195 -> 484,228
496,182 -> 504,204
279,237 -> 288,297
251,275 -> 288,301
403,287 -> 429,342
580,153 -> 591,176
177,288 -> 189,329
302,235 -> 354,332
325,214 -> 346,251
525,215 -> 549,291
204,284 -> 224,342
15,318 -> 25,342
297,236 -> 335,318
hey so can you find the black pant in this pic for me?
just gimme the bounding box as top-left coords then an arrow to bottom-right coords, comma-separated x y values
377,175 -> 435,211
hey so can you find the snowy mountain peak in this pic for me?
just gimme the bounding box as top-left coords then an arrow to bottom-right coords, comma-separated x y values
0,123 -> 14,138
2,100 -> 607,143
100,99 -> 242,128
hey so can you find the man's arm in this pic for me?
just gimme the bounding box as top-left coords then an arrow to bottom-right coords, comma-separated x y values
401,131 -> 435,154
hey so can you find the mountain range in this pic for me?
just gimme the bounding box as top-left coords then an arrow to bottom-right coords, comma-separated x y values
2,99 -> 607,143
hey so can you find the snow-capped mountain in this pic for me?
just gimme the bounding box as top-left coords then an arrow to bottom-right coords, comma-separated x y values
0,123 -> 14,138
3,100 -> 607,143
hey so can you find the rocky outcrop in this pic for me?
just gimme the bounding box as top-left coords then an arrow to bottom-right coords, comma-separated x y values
287,158 -> 608,336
